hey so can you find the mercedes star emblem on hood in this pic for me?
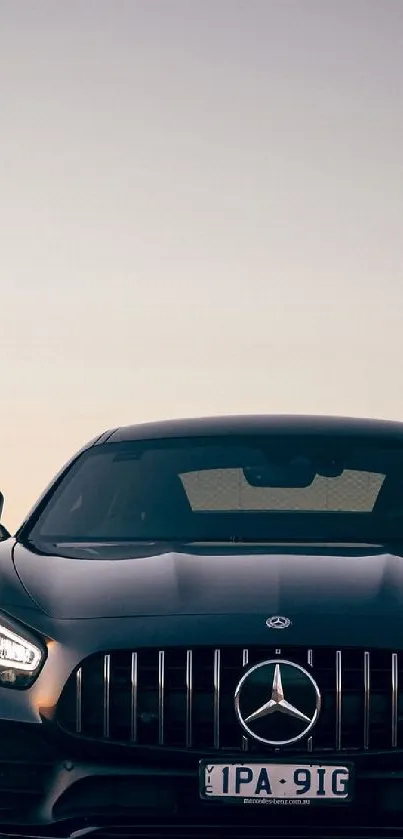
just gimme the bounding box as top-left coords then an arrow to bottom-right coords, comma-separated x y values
266,615 -> 291,629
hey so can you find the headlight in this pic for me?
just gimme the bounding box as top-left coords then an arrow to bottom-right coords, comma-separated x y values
0,620 -> 45,688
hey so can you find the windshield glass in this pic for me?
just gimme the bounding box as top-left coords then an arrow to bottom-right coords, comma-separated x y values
24,434 -> 403,550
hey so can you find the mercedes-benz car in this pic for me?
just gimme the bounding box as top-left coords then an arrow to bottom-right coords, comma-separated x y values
2,414 -> 403,837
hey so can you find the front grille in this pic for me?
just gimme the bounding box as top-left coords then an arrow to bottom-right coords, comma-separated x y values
57,647 -> 403,753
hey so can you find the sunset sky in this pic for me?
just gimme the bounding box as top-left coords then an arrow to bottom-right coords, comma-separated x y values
1,0 -> 403,530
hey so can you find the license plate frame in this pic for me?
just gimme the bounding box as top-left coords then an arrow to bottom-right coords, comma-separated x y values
199,759 -> 354,806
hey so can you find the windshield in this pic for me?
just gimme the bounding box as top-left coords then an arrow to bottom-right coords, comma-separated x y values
24,433 -> 403,552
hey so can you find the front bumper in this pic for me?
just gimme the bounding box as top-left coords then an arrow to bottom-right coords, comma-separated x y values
5,723 -> 403,838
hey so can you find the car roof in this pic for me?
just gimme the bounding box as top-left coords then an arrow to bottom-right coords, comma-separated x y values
99,415 -> 403,445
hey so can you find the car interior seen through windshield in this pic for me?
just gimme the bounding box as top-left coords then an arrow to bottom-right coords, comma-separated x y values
24,434 -> 403,549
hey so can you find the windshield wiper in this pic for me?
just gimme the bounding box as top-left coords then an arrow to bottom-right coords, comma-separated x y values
23,535 -> 387,550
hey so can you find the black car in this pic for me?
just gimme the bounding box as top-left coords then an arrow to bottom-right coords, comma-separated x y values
2,414 -> 403,837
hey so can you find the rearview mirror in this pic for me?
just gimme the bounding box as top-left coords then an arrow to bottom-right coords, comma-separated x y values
243,463 -> 315,488
0,524 -> 10,541
0,493 -> 11,540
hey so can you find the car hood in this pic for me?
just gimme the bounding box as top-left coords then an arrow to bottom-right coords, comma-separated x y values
12,541 -> 403,623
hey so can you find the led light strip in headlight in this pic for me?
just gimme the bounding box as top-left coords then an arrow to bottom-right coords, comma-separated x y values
0,624 -> 42,672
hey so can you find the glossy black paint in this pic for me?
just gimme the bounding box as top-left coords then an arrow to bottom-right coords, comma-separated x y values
9,542 -> 403,648
1,414 -> 403,836
108,414 -> 403,443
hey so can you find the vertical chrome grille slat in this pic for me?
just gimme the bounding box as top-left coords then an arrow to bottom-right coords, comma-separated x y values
213,649 -> 221,749
75,667 -> 82,734
307,649 -> 313,752
103,654 -> 111,739
392,652 -> 398,748
242,649 -> 249,751
335,650 -> 342,751
363,651 -> 371,749
186,650 -> 193,748
130,652 -> 138,742
158,650 -> 165,746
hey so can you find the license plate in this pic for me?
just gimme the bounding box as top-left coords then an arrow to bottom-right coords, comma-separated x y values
200,761 -> 353,805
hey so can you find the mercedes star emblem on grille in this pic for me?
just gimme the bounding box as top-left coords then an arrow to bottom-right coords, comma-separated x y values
266,615 -> 291,629
234,659 -> 321,746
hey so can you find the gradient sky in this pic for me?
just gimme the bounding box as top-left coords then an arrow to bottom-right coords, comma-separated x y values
1,0 -> 403,530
